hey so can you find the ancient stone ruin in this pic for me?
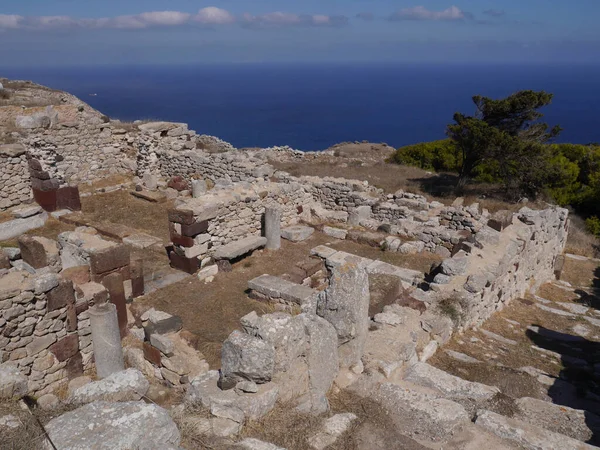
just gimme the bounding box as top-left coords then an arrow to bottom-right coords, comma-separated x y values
0,80 -> 598,450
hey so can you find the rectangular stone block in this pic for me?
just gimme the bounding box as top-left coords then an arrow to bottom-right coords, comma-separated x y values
168,209 -> 194,225
101,273 -> 128,338
181,220 -> 209,237
31,178 -> 60,192
90,245 -> 130,278
65,351 -> 84,377
47,279 -> 76,312
56,186 -> 82,211
49,334 -> 79,362
168,251 -> 198,274
143,341 -> 162,366
130,259 -> 144,298
18,235 -> 50,269
171,233 -> 194,248
66,304 -> 77,332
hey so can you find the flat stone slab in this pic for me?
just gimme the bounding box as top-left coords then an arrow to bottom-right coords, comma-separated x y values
322,226 -> 348,240
281,225 -> 314,242
308,413 -> 358,450
476,409 -> 595,450
122,233 -> 162,249
0,212 -> 49,242
375,382 -> 469,441
480,329 -> 517,346
515,397 -> 600,444
214,236 -> 267,260
130,190 -> 167,203
403,362 -> 499,400
445,350 -> 481,364
536,303 -> 577,317
248,274 -> 316,305
310,245 -> 338,259
44,401 -> 181,450
12,206 -> 42,219
366,260 -> 423,285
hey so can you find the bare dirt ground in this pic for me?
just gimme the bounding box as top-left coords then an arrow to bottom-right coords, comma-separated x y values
429,255 -> 600,439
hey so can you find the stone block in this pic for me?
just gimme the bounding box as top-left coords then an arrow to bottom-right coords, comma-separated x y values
130,259 -> 144,298
168,208 -> 194,225
90,245 -> 130,278
47,279 -> 76,312
61,265 -> 91,285
168,251 -> 198,274
49,334 -> 79,362
181,220 -> 209,237
143,315 -> 183,337
56,186 -> 81,211
213,236 -> 267,260
44,401 -> 180,450
18,235 -> 58,269
149,334 -> 174,356
0,363 -> 28,399
0,253 -> 9,270
487,210 -> 513,232
220,330 -> 275,386
322,226 -> 347,240
102,273 -> 128,338
171,234 -> 194,248
281,225 -> 314,242
32,188 -> 58,212
143,342 -> 162,366
12,206 -> 42,219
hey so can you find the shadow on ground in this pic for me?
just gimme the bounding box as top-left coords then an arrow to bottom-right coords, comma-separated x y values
526,325 -> 600,445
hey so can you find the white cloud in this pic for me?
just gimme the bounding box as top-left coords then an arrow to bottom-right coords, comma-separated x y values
194,7 -> 235,25
0,14 -> 23,29
242,12 -> 347,27
390,6 -> 467,21
138,11 -> 191,26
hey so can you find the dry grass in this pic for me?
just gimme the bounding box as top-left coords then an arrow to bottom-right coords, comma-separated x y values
0,217 -> 76,248
565,215 -> 600,258
80,190 -> 174,242
78,174 -> 133,194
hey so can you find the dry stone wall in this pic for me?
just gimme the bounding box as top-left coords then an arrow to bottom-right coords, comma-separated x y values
0,144 -> 31,210
415,206 -> 569,327
0,270 -> 87,396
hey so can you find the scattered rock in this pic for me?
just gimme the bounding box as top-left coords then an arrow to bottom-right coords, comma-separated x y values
69,369 -> 149,405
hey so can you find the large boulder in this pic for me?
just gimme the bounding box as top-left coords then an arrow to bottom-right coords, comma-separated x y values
44,401 -> 180,449
68,368 -> 149,405
0,363 -> 28,399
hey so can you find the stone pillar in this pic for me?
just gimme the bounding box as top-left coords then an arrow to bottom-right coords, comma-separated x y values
191,179 -> 207,198
89,302 -> 125,378
264,207 -> 281,250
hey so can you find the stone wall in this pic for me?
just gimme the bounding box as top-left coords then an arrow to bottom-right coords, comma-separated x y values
0,144 -> 31,210
167,181 -> 313,271
415,206 -> 569,328
0,270 -> 86,396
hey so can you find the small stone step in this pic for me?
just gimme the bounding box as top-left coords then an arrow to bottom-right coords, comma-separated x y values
476,409 -> 596,450
536,303 -> 576,317
130,190 -> 167,203
444,350 -> 481,364
403,362 -> 499,401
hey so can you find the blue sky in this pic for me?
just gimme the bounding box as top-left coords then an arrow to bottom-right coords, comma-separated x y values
0,1 -> 598,66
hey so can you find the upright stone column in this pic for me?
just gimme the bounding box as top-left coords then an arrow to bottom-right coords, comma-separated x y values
264,206 -> 282,250
191,179 -> 207,198
89,303 -> 125,378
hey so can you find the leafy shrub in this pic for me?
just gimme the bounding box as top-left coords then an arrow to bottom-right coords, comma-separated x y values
586,216 -> 600,237
389,139 -> 460,172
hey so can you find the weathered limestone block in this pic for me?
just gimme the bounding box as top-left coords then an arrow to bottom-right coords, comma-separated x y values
476,409 -> 594,450
281,225 -> 314,242
308,413 -> 358,450
0,363 -> 28,399
44,401 -> 181,450
317,255 -> 370,367
264,206 -> 282,250
69,368 -> 149,405
403,362 -> 499,400
375,382 -> 469,441
220,330 -> 275,387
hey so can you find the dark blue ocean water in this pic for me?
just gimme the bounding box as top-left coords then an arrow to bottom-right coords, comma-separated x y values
1,64 -> 599,150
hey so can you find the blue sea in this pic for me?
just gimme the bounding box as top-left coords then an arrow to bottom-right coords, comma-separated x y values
1,63 -> 599,150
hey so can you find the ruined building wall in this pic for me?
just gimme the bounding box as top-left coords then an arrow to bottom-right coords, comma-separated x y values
0,271 -> 89,396
0,145 -> 31,210
168,181 -> 313,265
415,206 -> 569,328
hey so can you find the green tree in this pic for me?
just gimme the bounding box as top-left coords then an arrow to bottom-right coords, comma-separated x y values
447,90 -> 561,191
